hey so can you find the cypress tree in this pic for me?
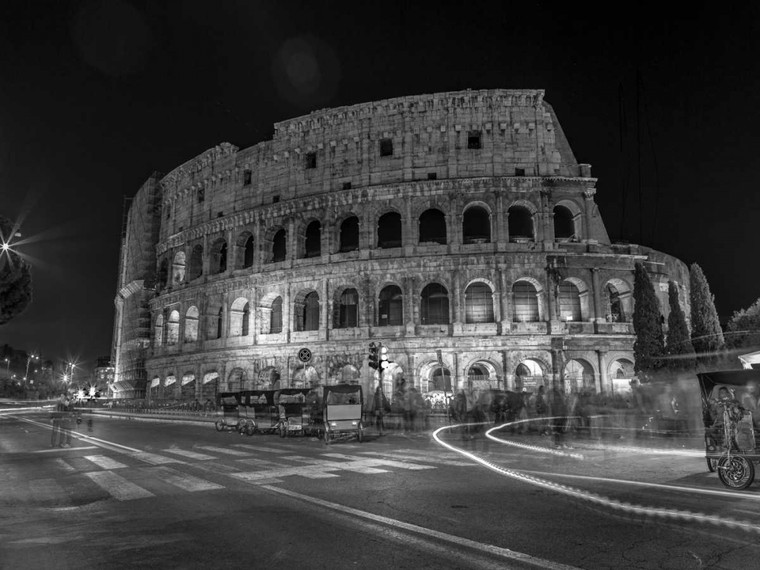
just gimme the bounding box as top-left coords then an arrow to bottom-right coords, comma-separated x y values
665,280 -> 695,372
725,299 -> 760,352
689,263 -> 725,367
632,262 -> 665,381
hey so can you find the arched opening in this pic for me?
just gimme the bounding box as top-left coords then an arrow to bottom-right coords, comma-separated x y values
210,238 -> 228,274
256,367 -> 281,389
430,367 -> 452,392
272,229 -> 287,262
296,291 -> 320,332
154,314 -> 164,347
378,285 -> 403,326
188,244 -> 203,280
605,280 -> 632,323
418,209 -> 447,244
166,310 -> 180,345
236,232 -> 254,269
467,364 -> 492,390
558,281 -> 582,321
553,205 -> 575,240
184,306 -> 199,342
304,220 -> 321,258
515,359 -> 545,391
464,282 -> 494,323
230,298 -> 250,337
463,205 -> 491,244
181,373 -> 195,399
377,211 -> 402,249
508,205 -> 534,241
227,368 -> 245,392
201,371 -> 219,402
339,216 -> 359,252
270,297 -> 283,333
206,302 -> 223,339
420,283 -> 449,325
292,365 -> 320,388
512,281 -> 539,322
172,251 -> 186,284
564,359 -> 595,393
336,288 -> 358,329
610,359 -> 635,393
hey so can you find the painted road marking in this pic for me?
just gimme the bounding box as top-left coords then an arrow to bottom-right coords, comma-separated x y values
84,455 -> 127,470
236,457 -> 292,469
263,485 -> 580,570
230,443 -> 288,454
152,466 -> 224,492
83,471 -> 154,501
52,458 -> 76,472
163,448 -> 217,461
33,446 -> 98,454
322,453 -> 436,471
233,467 -> 340,483
196,445 -> 250,457
131,451 -> 185,465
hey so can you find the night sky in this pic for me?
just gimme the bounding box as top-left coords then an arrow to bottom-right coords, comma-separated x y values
1,1 -> 758,372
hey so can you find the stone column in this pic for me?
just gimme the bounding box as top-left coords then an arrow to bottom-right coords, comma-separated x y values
597,350 -> 608,393
591,268 -> 603,324
583,188 -> 596,242
320,279 -> 328,341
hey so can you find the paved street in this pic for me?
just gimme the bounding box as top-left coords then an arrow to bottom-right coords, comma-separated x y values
2,408 -> 760,569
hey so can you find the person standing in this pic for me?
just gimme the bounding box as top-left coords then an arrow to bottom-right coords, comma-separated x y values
548,384 -> 568,448
60,395 -> 74,448
535,385 -> 548,435
372,384 -> 390,435
50,393 -> 66,447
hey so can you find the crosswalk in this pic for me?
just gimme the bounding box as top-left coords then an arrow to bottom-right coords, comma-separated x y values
4,443 -> 474,506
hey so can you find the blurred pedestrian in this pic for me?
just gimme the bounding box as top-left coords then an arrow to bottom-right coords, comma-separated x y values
535,385 -> 549,435
60,394 -> 74,448
548,384 -> 568,448
372,384 -> 390,435
50,393 -> 66,447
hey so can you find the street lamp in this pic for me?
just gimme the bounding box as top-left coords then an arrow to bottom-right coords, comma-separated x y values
4,357 -> 9,378
24,353 -> 38,388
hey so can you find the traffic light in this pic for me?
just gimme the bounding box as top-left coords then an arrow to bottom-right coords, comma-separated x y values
368,342 -> 379,369
379,345 -> 389,371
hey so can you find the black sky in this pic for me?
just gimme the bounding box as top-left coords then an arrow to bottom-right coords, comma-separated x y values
1,1 -> 759,372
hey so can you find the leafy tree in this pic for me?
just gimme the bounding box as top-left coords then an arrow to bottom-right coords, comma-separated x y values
725,298 -> 760,352
0,216 -> 32,325
665,280 -> 695,372
689,263 -> 725,367
632,262 -> 665,381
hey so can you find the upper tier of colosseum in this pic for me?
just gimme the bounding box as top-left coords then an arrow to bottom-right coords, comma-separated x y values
158,89 -> 589,212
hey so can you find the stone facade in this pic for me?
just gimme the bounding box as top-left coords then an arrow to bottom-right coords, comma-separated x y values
112,89 -> 690,402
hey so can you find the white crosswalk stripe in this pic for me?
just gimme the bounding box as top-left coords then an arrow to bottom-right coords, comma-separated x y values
131,451 -> 186,465
84,455 -> 127,470
83,471 -> 155,501
231,443 -> 288,454
152,466 -> 224,492
163,448 -> 217,460
195,445 -> 250,457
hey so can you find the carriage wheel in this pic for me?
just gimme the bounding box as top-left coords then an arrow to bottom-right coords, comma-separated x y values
717,454 -> 755,490
706,457 -> 717,472
214,420 -> 225,432
357,421 -> 364,443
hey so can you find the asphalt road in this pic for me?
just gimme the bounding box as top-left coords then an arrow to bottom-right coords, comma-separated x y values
1,408 -> 759,569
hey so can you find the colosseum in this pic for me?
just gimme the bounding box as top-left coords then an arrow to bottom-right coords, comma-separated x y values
111,88 -> 689,403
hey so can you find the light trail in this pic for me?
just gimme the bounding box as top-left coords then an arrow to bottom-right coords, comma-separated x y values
433,422 -> 760,534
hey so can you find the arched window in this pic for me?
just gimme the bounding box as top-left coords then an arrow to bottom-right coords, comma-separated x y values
339,216 -> 359,252
210,238 -> 227,274
166,310 -> 180,345
336,288 -> 358,328
515,359 -> 544,391
431,368 -> 452,391
188,244 -> 203,280
378,285 -> 403,326
377,211 -> 402,249
184,306 -> 199,342
158,259 -> 168,289
508,206 -> 533,241
300,292 -> 320,331
229,298 -> 250,336
467,364 -> 490,389
172,251 -> 186,284
270,297 -> 283,334
553,205 -> 575,240
558,281 -> 581,321
564,359 -> 595,393
272,229 -> 287,262
606,283 -> 627,322
420,283 -> 449,325
304,221 -> 321,258
418,209 -> 446,244
154,314 -> 164,347
236,232 -> 254,269
465,282 -> 494,323
463,206 -> 491,244
512,281 -> 539,322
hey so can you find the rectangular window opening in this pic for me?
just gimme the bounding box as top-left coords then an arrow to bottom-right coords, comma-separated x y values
515,168 -> 526,177
272,196 -> 280,203
467,131 -> 482,149
427,172 -> 437,180
305,152 -> 317,169
342,182 -> 352,190
197,189 -> 205,203
243,169 -> 252,185
380,138 -> 393,157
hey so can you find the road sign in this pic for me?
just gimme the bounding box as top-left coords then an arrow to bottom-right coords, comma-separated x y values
298,348 -> 312,363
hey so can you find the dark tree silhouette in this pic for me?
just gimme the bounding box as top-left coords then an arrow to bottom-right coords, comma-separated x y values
0,216 -> 32,325
632,262 -> 665,381
665,280 -> 695,373
689,263 -> 725,368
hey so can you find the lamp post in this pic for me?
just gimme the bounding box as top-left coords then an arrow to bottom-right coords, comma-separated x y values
24,353 -> 38,388
4,357 -> 9,378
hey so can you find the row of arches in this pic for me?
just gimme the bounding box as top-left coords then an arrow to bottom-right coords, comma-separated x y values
158,203 -> 582,287
154,277 -> 632,345
147,357 -> 636,401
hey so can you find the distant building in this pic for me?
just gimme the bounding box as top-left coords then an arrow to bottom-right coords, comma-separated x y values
112,89 -> 689,401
